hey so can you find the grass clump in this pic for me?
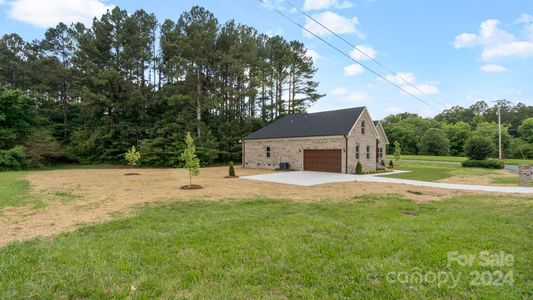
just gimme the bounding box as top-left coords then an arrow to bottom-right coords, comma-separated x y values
0,172 -> 43,209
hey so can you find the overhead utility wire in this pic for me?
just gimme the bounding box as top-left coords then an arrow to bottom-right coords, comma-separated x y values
259,0 -> 439,110
283,0 -> 447,109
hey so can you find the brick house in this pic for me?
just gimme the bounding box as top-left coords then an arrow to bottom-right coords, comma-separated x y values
242,107 -> 389,173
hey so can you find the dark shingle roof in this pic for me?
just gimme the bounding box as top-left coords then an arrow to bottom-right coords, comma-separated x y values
373,120 -> 380,126
244,107 -> 366,140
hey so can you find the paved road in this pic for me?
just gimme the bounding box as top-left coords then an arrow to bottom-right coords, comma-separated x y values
241,171 -> 533,194
398,159 -> 530,175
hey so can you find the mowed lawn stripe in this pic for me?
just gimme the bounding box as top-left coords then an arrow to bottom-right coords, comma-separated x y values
0,196 -> 531,299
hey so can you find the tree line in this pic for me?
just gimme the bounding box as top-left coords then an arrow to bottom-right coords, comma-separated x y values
382,100 -> 533,159
0,6 -> 322,167
1,5 -> 531,169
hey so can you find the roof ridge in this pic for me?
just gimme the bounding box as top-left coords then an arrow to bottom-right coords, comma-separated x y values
304,106 -> 366,115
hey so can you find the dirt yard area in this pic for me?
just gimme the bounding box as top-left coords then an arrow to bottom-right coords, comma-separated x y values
0,166 -> 513,246
437,169 -> 516,186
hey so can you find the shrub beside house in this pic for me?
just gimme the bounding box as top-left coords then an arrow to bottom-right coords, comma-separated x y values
461,136 -> 504,169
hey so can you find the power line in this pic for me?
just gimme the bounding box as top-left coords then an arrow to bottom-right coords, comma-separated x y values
282,0 -> 447,109
258,0 -> 440,110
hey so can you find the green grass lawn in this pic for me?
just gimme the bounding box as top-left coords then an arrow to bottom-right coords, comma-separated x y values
0,171 -> 44,209
385,161 -> 455,181
384,160 -> 522,184
0,196 -> 531,299
401,155 -> 533,166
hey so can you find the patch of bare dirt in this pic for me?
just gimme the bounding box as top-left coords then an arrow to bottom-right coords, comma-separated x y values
0,166 -> 522,247
437,169 -> 516,186
437,175 -> 493,185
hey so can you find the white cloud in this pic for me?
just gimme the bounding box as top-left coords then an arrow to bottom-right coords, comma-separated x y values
481,41 -> 533,60
8,0 -> 114,28
0,0 -> 5,5
303,0 -> 353,11
454,19 -> 515,48
350,45 -> 376,61
384,72 -> 416,85
329,87 -> 369,102
516,13 -> 533,24
306,49 -> 321,62
343,64 -> 364,76
402,84 -> 439,96
480,64 -> 507,73
454,16 -> 533,61
304,11 -> 363,38
380,72 -> 439,96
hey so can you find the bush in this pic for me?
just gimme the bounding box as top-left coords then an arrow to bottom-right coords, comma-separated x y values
0,146 -> 30,171
355,161 -> 363,174
418,128 -> 450,156
389,160 -> 394,168
24,131 -> 64,166
228,161 -> 236,176
464,136 -> 495,160
461,159 -> 504,169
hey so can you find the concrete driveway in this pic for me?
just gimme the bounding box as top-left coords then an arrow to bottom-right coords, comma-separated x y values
240,170 -> 533,194
241,170 -> 407,187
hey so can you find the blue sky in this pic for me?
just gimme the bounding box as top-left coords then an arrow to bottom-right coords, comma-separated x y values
1,0 -> 532,119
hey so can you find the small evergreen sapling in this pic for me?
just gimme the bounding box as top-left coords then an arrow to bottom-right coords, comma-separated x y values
389,160 -> 394,168
124,145 -> 141,168
180,132 -> 200,186
356,161 -> 363,174
228,161 -> 236,177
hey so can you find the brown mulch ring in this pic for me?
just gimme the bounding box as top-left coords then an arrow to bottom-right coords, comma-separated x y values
124,173 -> 140,176
180,184 -> 203,190
224,175 -> 239,178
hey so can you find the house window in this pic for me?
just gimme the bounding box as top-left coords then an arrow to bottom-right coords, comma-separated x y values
379,148 -> 383,158
266,146 -> 271,158
361,121 -> 365,134
355,144 -> 360,160
366,145 -> 370,159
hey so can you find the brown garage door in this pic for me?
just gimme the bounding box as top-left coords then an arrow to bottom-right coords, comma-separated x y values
304,149 -> 342,173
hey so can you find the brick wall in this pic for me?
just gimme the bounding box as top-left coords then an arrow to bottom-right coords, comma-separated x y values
346,109 -> 378,173
243,136 -> 346,171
